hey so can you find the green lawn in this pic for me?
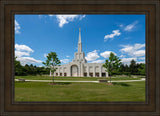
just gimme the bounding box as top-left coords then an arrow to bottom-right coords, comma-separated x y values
15,75 -> 144,81
15,81 -> 145,102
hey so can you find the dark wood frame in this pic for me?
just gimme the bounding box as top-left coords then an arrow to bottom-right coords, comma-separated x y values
0,0 -> 159,115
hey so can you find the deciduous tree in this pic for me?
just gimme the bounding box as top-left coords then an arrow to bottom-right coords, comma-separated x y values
103,52 -> 121,83
42,52 -> 61,84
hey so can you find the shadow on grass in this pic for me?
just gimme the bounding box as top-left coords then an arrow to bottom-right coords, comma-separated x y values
112,82 -> 130,87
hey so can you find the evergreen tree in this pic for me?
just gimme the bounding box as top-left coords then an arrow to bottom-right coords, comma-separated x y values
129,59 -> 138,75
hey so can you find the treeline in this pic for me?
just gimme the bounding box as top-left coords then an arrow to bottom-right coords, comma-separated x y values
112,60 -> 145,76
15,57 -> 145,76
15,57 -> 50,76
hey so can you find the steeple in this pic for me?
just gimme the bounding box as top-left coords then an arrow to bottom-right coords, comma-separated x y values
73,28 -> 87,63
78,28 -> 81,43
78,28 -> 82,52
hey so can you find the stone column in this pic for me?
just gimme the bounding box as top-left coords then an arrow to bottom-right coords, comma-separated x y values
93,66 -> 95,77
62,67 -> 64,76
78,64 -> 80,77
99,66 -> 102,77
81,63 -> 83,77
68,66 -> 71,77
87,66 -> 89,77
58,67 -> 60,76
106,72 -> 108,77
67,66 -> 69,77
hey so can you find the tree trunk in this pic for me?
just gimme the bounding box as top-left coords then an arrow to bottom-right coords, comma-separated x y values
110,76 -> 111,83
53,75 -> 54,83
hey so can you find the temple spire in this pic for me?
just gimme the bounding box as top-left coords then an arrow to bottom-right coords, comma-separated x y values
78,28 -> 81,43
78,28 -> 82,52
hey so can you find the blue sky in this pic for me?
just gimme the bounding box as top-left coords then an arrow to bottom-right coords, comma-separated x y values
15,14 -> 145,66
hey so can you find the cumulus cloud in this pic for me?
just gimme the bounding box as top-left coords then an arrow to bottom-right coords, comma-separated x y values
104,30 -> 121,41
15,44 -> 42,65
55,15 -> 85,28
79,15 -> 86,20
124,20 -> 138,31
100,51 -> 117,58
91,60 -> 105,63
133,50 -> 145,57
15,20 -> 20,34
48,14 -> 54,17
66,55 -> 70,58
60,59 -> 69,64
39,14 -> 85,27
85,50 -> 100,61
17,57 -> 42,66
138,57 -> 145,60
137,61 -> 145,64
15,44 -> 34,52
119,55 -> 125,58
15,51 -> 30,57
120,43 -> 145,57
121,57 -> 137,65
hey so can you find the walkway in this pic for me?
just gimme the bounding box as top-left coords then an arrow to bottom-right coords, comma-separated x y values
15,78 -> 145,83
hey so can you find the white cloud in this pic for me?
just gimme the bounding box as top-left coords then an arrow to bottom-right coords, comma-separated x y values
60,59 -> 69,64
100,51 -> 116,58
133,50 -> 145,57
104,30 -> 121,41
79,15 -> 86,20
85,50 -> 100,61
17,57 -> 42,66
91,60 -> 105,63
121,57 -> 137,65
15,20 -> 20,34
40,14 -> 85,27
56,15 -> 85,27
138,57 -> 145,60
137,61 -> 145,64
48,14 -> 54,17
120,43 -> 145,57
124,20 -> 138,31
15,51 -> 30,57
15,44 -> 42,65
15,44 -> 34,52
120,43 -> 145,65
66,55 -> 70,58
119,55 -> 125,58
134,43 -> 145,50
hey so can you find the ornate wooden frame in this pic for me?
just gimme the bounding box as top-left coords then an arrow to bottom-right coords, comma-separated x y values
0,0 -> 159,115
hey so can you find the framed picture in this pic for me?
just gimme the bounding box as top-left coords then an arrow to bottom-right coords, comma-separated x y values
0,0 -> 159,116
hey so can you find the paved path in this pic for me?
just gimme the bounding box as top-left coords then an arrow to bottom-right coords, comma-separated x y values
15,78 -> 145,83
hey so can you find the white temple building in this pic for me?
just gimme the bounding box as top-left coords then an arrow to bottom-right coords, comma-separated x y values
51,28 -> 108,77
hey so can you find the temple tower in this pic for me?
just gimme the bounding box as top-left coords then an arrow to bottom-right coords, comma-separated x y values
78,28 -> 82,52
72,28 -> 86,63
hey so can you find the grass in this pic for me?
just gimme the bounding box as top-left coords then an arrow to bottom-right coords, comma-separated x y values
15,81 -> 145,102
15,75 -> 144,81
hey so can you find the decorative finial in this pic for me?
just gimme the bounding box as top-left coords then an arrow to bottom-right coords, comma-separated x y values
79,28 -> 81,31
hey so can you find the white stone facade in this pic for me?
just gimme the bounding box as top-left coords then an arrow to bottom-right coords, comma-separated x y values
50,28 -> 108,77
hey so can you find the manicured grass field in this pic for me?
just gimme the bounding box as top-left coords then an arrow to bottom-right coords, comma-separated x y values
15,75 -> 144,81
15,81 -> 145,102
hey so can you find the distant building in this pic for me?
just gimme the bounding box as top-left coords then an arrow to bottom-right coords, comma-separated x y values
51,28 -> 108,77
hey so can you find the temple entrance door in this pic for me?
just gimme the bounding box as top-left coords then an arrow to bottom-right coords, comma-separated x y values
71,65 -> 78,77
